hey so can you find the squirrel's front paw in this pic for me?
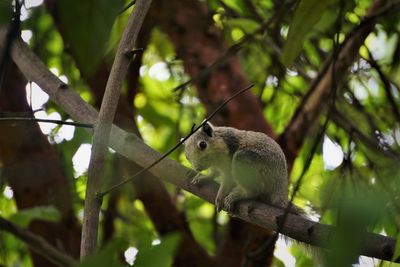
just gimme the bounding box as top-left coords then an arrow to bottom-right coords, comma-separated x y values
224,194 -> 236,213
191,174 -> 204,185
215,196 -> 225,212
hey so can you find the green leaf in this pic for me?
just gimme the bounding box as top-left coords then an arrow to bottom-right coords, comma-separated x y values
74,239 -> 126,267
393,232 -> 400,262
10,206 -> 61,227
226,18 -> 259,34
272,256 -> 285,267
290,244 -> 315,267
221,0 -> 251,16
0,0 -> 12,25
281,0 -> 336,66
58,0 -> 125,75
134,233 -> 181,267
138,102 -> 175,127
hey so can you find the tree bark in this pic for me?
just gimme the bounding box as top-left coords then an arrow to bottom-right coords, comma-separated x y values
150,0 -> 277,265
0,60 -> 80,266
150,0 -> 275,136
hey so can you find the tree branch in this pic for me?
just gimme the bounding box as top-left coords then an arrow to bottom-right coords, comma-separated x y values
0,216 -> 77,267
0,116 -> 92,128
1,30 -> 398,263
151,0 -> 277,138
365,48 -> 400,123
80,0 -> 152,258
331,108 -> 398,158
279,0 -> 399,164
99,84 -> 254,197
43,4 -> 215,263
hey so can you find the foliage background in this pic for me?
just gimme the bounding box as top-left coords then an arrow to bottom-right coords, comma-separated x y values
0,0 -> 399,266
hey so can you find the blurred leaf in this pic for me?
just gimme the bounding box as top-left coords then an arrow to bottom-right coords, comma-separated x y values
0,0 -> 12,25
281,0 -> 336,66
1,231 -> 33,267
394,232 -> 400,262
314,1 -> 355,33
272,256 -> 285,267
10,206 -> 61,227
323,184 -> 385,267
221,0 -> 251,16
26,7 -> 63,64
74,239 -> 126,267
226,18 -> 259,34
186,197 -> 215,252
290,244 -> 315,267
58,0 -> 125,75
138,102 -> 175,127
149,29 -> 175,61
134,233 -> 181,267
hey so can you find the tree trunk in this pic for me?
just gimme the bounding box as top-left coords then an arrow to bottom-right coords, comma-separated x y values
0,61 -> 80,266
150,0 -> 278,265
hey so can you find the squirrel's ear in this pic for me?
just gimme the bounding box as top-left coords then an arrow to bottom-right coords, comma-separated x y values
202,122 -> 213,137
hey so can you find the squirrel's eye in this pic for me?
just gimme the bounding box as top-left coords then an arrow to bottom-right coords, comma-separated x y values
198,141 -> 207,150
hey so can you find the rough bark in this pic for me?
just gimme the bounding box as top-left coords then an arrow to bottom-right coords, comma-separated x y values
0,60 -> 80,266
150,0 -> 275,136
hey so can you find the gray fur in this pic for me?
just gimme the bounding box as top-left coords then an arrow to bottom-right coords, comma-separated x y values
220,130 -> 240,156
184,123 -> 289,212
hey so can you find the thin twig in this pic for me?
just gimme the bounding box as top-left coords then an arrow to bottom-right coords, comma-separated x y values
0,117 -> 93,128
331,109 -> 398,159
365,48 -> 400,123
119,0 -> 136,14
99,84 -> 254,197
0,216 -> 77,267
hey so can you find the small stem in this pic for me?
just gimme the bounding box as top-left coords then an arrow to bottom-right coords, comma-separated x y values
0,117 -> 93,128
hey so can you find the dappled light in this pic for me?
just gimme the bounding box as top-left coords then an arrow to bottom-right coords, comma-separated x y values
0,0 -> 399,266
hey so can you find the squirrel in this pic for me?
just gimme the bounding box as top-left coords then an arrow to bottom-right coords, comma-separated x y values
184,122 -> 288,212
184,125 -> 324,262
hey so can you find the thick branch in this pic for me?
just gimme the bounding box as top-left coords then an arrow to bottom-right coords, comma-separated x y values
2,32 -> 398,263
80,0 -> 152,258
43,4 -> 215,263
279,0 -> 396,163
0,216 -> 77,267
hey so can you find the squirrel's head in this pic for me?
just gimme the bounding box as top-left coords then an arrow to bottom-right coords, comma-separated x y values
184,122 -> 227,171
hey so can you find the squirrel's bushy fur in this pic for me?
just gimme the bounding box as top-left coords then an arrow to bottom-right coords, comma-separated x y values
184,122 -> 288,212
185,123 -> 323,264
